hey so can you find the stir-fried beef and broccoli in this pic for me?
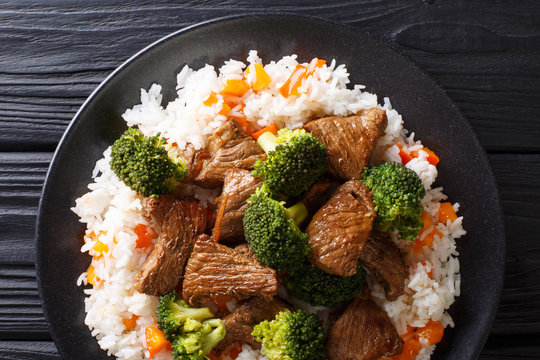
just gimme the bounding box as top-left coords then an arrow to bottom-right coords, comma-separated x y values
108,109 -> 427,360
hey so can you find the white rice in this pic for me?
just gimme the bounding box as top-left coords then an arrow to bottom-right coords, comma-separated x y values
72,51 -> 465,360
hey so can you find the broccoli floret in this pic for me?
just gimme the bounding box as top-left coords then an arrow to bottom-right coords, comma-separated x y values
243,185 -> 310,274
252,309 -> 325,360
156,292 -> 214,341
171,318 -> 226,360
253,128 -> 328,197
284,261 -> 366,307
110,128 -> 187,197
362,161 -> 426,240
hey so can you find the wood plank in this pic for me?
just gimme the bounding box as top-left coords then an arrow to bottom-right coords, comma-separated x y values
0,153 -> 51,264
0,341 -> 59,359
0,0 -> 539,151
0,265 -> 49,339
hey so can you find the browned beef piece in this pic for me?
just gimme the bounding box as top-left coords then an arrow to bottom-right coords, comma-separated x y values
304,108 -> 387,180
234,243 -> 260,264
212,169 -> 263,244
174,144 -> 211,183
306,180 -> 376,276
141,195 -> 176,222
183,234 -> 278,305
327,295 -> 403,360
136,197 -> 208,296
215,297 -> 290,351
300,177 -> 333,215
194,120 -> 266,188
359,232 -> 407,301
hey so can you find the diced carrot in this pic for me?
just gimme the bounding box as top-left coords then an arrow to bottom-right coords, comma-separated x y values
93,240 -> 109,255
411,147 -> 440,166
400,325 -> 416,337
415,320 -> 444,345
251,123 -> 278,140
438,202 -> 457,223
246,64 -> 272,91
279,64 -> 307,97
420,261 -> 433,279
306,58 -> 326,76
414,211 -> 442,253
397,144 -> 414,165
219,102 -> 231,116
145,326 -> 170,359
421,147 -> 440,166
393,337 -> 422,360
123,315 -> 139,331
134,224 -> 154,249
204,92 -> 219,106
221,79 -> 251,97
210,295 -> 234,314
84,231 -> 109,256
232,115 -> 251,134
222,95 -> 243,109
213,193 -> 229,242
87,264 -> 100,286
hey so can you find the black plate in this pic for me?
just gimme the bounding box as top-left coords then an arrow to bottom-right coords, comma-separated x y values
36,14 -> 505,360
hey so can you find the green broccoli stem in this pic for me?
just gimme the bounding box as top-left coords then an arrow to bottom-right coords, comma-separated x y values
257,131 -> 278,153
285,202 -> 308,226
200,319 -> 226,355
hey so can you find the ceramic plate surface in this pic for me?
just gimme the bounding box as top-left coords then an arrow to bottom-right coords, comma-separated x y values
36,14 -> 505,360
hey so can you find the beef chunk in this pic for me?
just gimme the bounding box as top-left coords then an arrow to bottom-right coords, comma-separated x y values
212,169 -> 263,244
359,231 -> 407,301
141,194 -> 176,222
168,144 -> 211,183
234,243 -> 260,264
304,108 -> 387,180
136,196 -> 208,296
194,120 -> 266,188
300,177 -> 333,215
327,295 -> 403,360
182,234 -> 278,305
216,297 -> 290,351
306,180 -> 376,276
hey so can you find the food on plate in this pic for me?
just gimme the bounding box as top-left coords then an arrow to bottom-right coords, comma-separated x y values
284,260 -> 366,307
136,196 -> 208,296
182,234 -> 279,305
215,297 -> 290,351
305,179 -> 376,277
303,108 -> 387,180
358,231 -> 408,301
110,128 -> 187,197
72,51 -> 466,360
212,169 -> 263,244
363,161 -> 426,241
193,119 -> 265,188
243,184 -> 310,274
327,293 -> 403,360
251,309 -> 326,360
252,128 -> 328,197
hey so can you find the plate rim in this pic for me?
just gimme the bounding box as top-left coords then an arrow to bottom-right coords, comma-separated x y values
35,12 -> 506,360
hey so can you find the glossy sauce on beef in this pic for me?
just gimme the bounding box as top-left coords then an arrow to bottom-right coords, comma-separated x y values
306,180 -> 376,276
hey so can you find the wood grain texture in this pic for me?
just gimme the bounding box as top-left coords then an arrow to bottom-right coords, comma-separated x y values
0,341 -> 59,359
0,153 -> 51,264
0,0 -> 539,151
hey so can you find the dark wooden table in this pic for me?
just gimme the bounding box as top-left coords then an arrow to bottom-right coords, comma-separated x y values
1,1 -> 539,359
